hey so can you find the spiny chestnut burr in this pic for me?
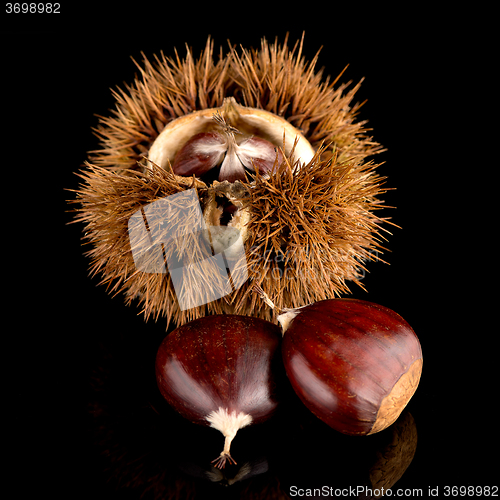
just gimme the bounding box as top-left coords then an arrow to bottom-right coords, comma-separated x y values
256,288 -> 422,436
73,36 -> 389,328
155,314 -> 281,468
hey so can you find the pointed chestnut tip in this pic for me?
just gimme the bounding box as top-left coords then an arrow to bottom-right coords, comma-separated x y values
206,407 -> 253,469
211,452 -> 237,469
277,309 -> 301,334
252,283 -> 305,335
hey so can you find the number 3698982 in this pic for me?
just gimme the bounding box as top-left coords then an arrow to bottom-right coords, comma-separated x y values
6,3 -> 61,13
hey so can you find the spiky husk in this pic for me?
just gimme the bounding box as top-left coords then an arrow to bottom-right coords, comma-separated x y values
71,35 -> 391,327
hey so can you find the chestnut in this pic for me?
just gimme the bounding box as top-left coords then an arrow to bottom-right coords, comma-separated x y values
148,96 -> 314,177
279,298 -> 423,436
155,314 -> 281,467
171,112 -> 284,182
171,131 -> 225,178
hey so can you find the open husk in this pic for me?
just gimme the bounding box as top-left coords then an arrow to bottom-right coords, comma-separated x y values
71,35 -> 391,327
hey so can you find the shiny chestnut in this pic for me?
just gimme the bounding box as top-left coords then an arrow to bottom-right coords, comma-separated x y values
172,130 -> 283,182
280,299 -> 423,436
155,314 -> 281,467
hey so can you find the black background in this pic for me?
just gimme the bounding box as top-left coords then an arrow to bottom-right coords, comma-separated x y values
3,4 -> 497,499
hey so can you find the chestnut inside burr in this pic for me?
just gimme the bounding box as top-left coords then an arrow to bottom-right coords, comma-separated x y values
171,115 -> 284,183
145,98 -> 315,253
147,97 -> 316,180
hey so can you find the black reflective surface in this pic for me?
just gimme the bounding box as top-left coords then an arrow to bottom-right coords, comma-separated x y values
8,16 -> 496,499
82,324 -> 421,499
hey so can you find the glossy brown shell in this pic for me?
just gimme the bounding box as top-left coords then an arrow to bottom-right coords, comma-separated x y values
282,299 -> 422,435
156,314 -> 281,425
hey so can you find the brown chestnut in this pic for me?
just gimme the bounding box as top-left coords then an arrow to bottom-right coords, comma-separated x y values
279,299 -> 423,436
148,97 -> 314,177
171,112 -> 284,182
171,131 -> 226,177
155,314 -> 281,467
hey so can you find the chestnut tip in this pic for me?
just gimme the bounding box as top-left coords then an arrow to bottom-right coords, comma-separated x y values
211,452 -> 237,469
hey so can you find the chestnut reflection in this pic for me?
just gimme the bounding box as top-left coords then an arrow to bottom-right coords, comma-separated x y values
275,405 -> 418,499
179,455 -> 269,487
87,327 -> 417,499
369,411 -> 418,493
